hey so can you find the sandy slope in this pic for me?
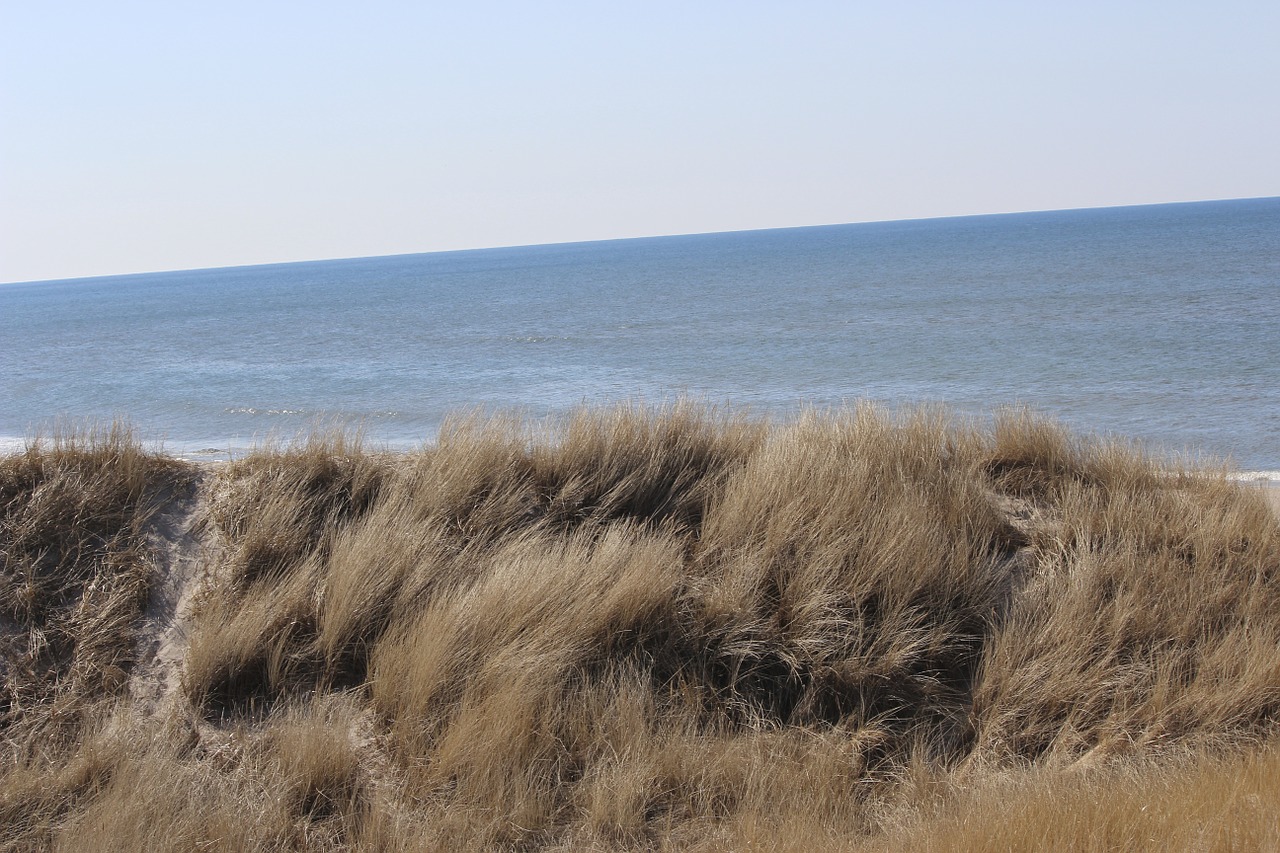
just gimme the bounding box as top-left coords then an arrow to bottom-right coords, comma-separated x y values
128,468 -> 216,713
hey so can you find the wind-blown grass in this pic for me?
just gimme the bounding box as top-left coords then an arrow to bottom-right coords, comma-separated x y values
0,423 -> 187,749
2,403 -> 1278,850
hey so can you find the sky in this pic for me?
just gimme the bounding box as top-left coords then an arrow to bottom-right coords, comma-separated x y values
2,1 -> 1278,283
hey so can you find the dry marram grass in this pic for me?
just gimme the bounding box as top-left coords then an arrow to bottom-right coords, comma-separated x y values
2,403 -> 1279,850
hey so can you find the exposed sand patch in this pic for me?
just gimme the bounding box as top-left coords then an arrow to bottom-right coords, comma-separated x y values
128,467 -> 217,713
1264,484 -> 1280,518
1237,479 -> 1280,519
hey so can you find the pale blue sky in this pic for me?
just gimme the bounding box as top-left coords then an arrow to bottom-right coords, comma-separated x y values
3,1 -> 1277,283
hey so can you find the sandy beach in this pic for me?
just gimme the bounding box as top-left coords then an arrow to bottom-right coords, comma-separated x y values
1244,473 -> 1280,514
1264,483 -> 1280,517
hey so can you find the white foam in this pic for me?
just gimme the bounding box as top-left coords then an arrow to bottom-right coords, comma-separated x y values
1229,470 -> 1280,484
0,435 -> 29,455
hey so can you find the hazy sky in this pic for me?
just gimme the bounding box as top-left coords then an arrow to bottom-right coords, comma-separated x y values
3,1 -> 1277,283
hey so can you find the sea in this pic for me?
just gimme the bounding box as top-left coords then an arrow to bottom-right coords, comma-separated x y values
2,197 -> 1278,474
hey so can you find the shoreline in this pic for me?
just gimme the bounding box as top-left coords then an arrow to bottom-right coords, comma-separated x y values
5,433 -> 1280,483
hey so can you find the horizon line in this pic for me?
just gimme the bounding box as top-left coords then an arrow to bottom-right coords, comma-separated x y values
4,193 -> 1276,287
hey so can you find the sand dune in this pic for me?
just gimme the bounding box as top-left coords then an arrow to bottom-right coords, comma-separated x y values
4,407 -> 1279,850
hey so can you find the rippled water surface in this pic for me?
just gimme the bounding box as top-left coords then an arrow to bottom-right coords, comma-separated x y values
2,198 -> 1277,468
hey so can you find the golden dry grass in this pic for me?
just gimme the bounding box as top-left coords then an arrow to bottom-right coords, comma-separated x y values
860,744 -> 1280,852
0,422 -> 188,751
3,403 -> 1279,851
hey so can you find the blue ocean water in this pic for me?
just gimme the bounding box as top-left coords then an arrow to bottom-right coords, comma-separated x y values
2,198 -> 1278,469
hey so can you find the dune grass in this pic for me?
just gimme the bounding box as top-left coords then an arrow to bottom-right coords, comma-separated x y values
2,403 -> 1279,850
0,423 -> 188,751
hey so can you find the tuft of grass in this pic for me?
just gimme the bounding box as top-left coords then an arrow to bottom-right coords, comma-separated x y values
972,462 -> 1280,761
528,400 -> 766,532
207,429 -> 387,591
860,744 -> 1280,852
687,405 -> 1017,742
3,699 -> 372,852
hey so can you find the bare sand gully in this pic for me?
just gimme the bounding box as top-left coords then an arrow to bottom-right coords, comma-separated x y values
128,464 -> 221,715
